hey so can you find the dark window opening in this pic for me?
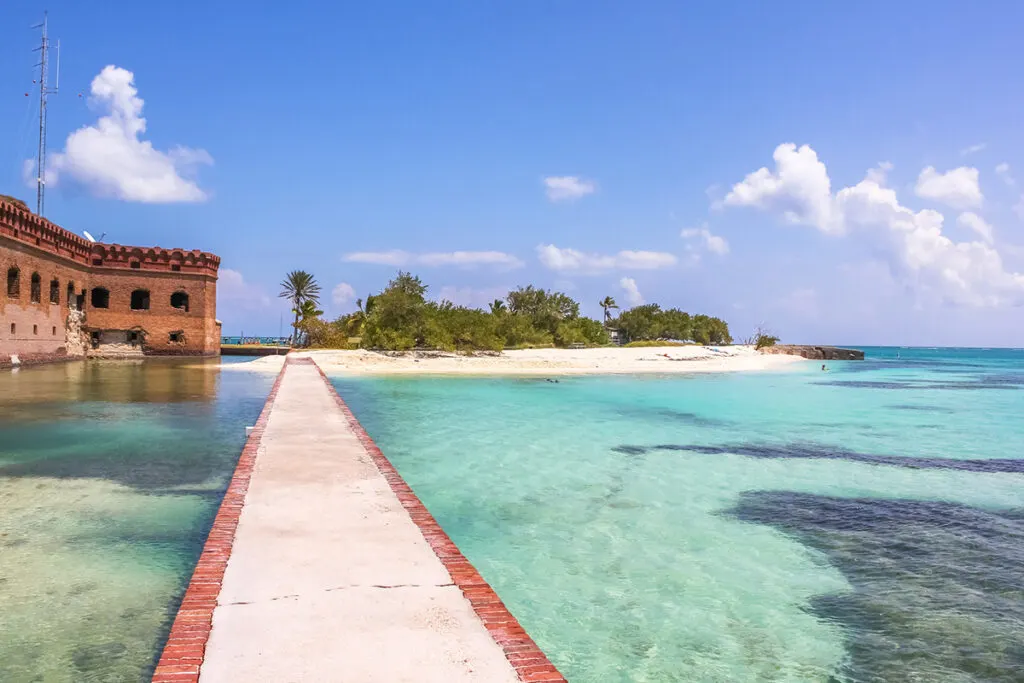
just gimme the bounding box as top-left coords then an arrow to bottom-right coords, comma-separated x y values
52,326 -> 57,336
170,291 -> 190,312
130,261 -> 140,269
10,323 -> 15,334
33,324 -> 38,335
169,331 -> 183,343
130,289 -> 150,310
6,267 -> 18,298
171,264 -> 181,272
128,331 -> 140,346
67,282 -> 76,309
92,259 -> 103,266
90,331 -> 100,349
91,288 -> 110,309
50,279 -> 60,304
30,273 -> 41,303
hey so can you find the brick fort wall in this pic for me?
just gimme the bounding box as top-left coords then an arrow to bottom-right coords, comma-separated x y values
1,198 -> 221,365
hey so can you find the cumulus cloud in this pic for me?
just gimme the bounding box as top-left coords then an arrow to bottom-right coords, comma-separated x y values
681,224 -> 730,255
543,176 -> 596,202
960,143 -> 987,156
957,212 -> 994,244
331,282 -> 356,307
722,144 -> 1024,307
619,277 -> 644,306
49,66 -> 212,203
536,244 -> 677,274
914,166 -> 983,209
343,250 -> 523,270
723,143 -> 841,233
218,269 -> 272,310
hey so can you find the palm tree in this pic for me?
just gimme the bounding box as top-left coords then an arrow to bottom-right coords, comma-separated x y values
600,296 -> 619,324
279,270 -> 321,343
489,299 -> 507,315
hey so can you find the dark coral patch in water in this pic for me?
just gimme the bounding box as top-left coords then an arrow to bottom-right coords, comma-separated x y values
727,492 -> 1024,682
611,441 -> 1024,473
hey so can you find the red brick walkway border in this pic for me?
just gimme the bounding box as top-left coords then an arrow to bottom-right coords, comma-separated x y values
151,360 -> 289,683
308,358 -> 567,683
153,356 -> 566,683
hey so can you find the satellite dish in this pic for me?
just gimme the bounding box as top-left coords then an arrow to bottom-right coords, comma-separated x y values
83,231 -> 96,242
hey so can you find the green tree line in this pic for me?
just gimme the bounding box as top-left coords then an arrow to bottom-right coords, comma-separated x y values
281,271 -> 732,351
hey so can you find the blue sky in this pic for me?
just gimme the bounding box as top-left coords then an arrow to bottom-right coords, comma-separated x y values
3,1 -> 1023,345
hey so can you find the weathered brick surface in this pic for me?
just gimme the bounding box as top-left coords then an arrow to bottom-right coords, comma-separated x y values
1,199 -> 220,361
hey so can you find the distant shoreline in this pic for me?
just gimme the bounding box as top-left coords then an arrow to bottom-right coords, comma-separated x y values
219,345 -> 807,376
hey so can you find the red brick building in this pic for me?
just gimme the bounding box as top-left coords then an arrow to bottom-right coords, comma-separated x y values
1,197 -> 221,367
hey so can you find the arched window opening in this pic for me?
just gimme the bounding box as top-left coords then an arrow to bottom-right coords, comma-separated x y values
7,267 -> 20,298
91,287 -> 110,309
170,291 -> 190,312
50,278 -> 60,304
30,273 -> 41,303
130,289 -> 150,310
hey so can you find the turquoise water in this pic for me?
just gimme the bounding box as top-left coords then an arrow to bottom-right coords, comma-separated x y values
0,359 -> 273,681
331,347 -> 1024,682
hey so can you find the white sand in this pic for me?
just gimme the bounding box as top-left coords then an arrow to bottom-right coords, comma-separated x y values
221,345 -> 805,376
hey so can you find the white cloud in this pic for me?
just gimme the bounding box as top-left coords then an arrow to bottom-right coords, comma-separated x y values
343,250 -> 408,266
1014,196 -> 1024,222
722,144 -> 1024,307
619,277 -> 644,306
331,282 -> 356,307
536,244 -> 677,274
49,66 -> 212,203
914,166 -> 982,209
960,143 -> 987,156
343,250 -> 523,270
543,176 -> 595,202
681,223 -> 730,255
723,143 -> 841,234
957,212 -> 994,244
995,163 -> 1015,187
218,269 -> 272,310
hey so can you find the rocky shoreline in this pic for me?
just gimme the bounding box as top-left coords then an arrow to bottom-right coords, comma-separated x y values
760,345 -> 865,360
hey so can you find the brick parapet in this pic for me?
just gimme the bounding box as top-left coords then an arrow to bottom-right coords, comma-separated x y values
0,199 -> 219,277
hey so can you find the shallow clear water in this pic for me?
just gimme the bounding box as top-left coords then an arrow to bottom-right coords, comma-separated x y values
331,347 -> 1024,683
0,359 -> 272,682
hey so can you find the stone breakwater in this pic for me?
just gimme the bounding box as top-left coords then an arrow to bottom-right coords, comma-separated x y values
761,345 -> 865,360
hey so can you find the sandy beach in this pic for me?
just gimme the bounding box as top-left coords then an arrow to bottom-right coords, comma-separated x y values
221,345 -> 806,375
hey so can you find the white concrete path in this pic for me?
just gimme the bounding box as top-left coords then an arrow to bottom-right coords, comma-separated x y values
199,363 -> 519,683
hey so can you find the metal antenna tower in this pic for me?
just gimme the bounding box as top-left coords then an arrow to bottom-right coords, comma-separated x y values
32,12 -> 60,217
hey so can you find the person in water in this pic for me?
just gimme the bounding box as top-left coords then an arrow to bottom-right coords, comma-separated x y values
821,364 -> 827,371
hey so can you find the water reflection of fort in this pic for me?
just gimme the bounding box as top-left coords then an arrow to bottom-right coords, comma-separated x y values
0,358 -> 220,406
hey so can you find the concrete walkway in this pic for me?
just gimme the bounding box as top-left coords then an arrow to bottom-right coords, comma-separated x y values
198,362 -> 521,682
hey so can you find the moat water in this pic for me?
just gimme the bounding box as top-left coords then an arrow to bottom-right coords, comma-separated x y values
332,348 -> 1024,683
0,358 -> 273,682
